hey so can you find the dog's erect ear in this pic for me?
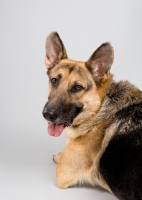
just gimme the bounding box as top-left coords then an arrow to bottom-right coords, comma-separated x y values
86,42 -> 114,83
45,32 -> 67,68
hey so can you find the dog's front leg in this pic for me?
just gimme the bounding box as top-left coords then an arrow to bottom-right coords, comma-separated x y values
53,152 -> 62,164
54,152 -> 76,188
56,162 -> 78,189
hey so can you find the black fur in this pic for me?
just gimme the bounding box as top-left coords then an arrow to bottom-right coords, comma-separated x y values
99,82 -> 142,200
100,129 -> 142,200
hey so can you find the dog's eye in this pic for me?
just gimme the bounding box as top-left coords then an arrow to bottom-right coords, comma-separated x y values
51,78 -> 57,85
75,85 -> 83,90
70,84 -> 84,92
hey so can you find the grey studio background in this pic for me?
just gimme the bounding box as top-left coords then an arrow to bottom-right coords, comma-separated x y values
0,1 -> 142,200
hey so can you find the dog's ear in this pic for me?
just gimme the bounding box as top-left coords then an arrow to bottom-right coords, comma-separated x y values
45,32 -> 67,68
86,42 -> 114,83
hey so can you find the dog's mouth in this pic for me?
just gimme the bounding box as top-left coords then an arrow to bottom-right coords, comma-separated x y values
48,120 -> 73,137
43,103 -> 84,137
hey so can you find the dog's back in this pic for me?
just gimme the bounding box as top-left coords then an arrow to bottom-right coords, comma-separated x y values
99,80 -> 142,200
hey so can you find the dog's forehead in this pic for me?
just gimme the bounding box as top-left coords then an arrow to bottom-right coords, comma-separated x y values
49,59 -> 90,78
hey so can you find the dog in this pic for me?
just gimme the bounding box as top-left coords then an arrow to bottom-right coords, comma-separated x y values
42,32 -> 142,200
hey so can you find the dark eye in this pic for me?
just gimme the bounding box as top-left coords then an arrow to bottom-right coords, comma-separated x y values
75,85 -> 83,90
51,78 -> 57,85
70,84 -> 84,93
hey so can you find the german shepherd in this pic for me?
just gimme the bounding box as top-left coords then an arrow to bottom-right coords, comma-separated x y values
42,32 -> 142,200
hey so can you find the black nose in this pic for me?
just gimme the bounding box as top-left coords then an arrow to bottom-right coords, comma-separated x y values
42,107 -> 58,122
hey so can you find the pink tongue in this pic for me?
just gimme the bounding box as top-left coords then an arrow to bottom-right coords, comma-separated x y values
48,122 -> 64,137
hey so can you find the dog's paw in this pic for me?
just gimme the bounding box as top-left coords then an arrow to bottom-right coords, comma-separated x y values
53,152 -> 62,164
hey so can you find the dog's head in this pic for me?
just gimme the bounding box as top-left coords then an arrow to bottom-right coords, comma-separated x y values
43,32 -> 114,137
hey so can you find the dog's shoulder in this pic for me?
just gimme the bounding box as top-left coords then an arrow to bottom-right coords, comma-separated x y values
106,80 -> 142,107
106,80 -> 142,134
99,80 -> 142,200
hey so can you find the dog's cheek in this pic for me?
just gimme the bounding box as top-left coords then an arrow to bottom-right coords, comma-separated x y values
83,93 -> 101,112
74,93 -> 101,125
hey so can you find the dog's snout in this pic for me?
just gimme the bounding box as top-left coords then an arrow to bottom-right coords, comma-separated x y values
42,107 -> 58,122
48,110 -> 58,121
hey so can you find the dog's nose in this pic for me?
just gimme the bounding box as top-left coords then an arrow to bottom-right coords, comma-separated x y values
42,108 -> 58,122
